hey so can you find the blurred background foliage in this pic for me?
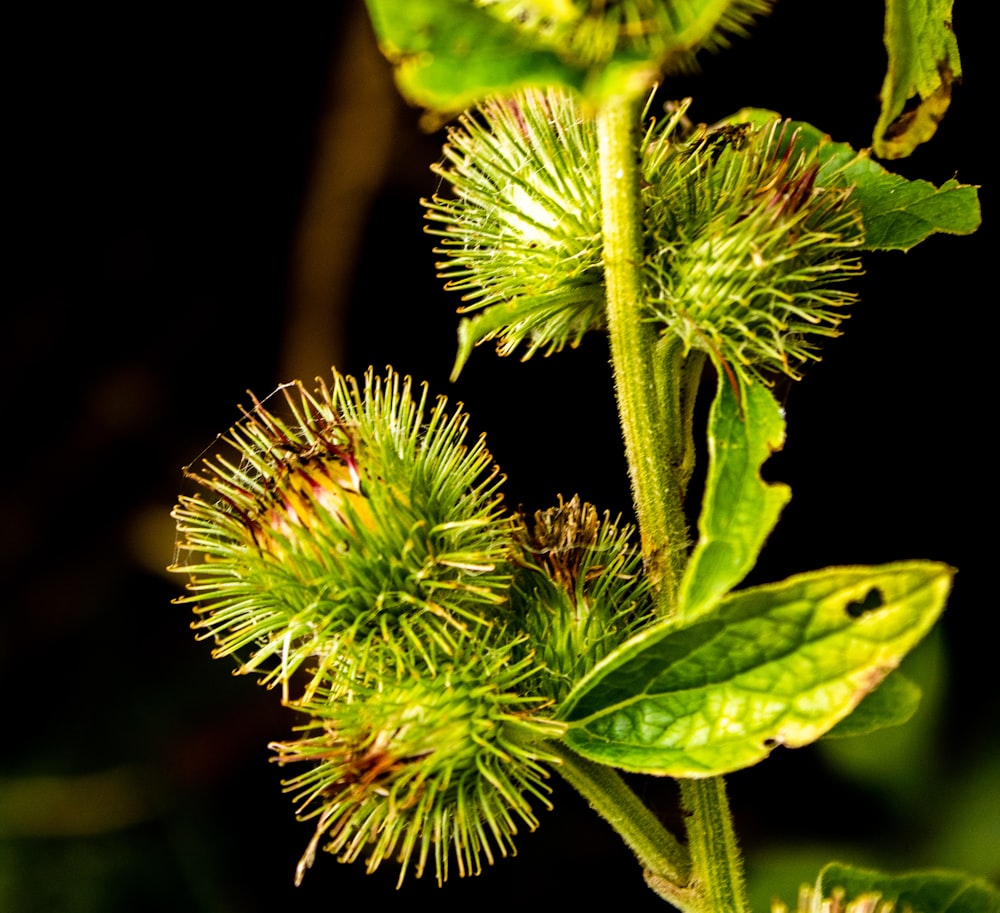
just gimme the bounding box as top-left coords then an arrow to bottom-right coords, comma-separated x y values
3,2 -> 995,910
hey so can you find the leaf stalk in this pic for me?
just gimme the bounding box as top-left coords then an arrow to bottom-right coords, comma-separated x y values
548,741 -> 690,885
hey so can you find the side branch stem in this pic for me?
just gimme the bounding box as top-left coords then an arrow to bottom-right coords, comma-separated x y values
549,741 -> 690,884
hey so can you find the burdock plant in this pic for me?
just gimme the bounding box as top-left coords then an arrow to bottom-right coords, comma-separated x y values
172,2 -> 994,911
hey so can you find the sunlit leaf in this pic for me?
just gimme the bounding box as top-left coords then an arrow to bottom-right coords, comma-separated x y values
559,562 -> 953,776
818,633 -> 943,802
822,669 -> 922,739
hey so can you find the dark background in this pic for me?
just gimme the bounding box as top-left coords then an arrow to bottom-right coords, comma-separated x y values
3,2 -> 995,911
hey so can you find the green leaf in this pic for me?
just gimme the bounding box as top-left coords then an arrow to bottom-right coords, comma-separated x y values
364,0 -> 773,115
677,375 -> 790,622
816,141 -> 980,251
817,632 -> 944,802
818,863 -> 1000,913
841,169 -> 980,252
727,110 -> 980,251
559,562 -> 953,776
363,0 -> 586,118
822,669 -> 922,739
875,0 -> 962,160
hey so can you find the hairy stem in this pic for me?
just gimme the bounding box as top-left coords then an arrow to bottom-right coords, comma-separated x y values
596,93 -> 750,912
549,741 -> 690,885
679,778 -> 751,913
596,93 -> 689,615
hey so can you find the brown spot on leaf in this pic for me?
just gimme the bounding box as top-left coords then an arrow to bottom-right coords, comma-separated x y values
877,61 -> 956,159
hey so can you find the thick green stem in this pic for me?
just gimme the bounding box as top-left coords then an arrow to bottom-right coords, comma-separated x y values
596,94 -> 689,615
678,778 -> 751,913
548,741 -> 690,885
595,94 -> 750,913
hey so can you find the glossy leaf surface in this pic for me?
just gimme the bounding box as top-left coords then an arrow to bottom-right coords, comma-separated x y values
559,562 -> 953,776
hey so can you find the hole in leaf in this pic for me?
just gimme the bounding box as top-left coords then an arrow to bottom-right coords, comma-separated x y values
846,588 -> 884,618
763,737 -> 777,748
